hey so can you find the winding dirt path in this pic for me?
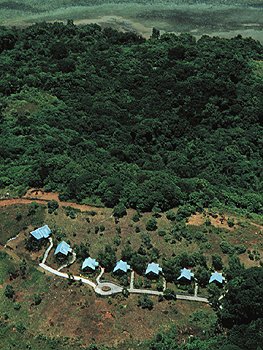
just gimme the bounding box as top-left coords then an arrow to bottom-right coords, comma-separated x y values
0,189 -> 103,213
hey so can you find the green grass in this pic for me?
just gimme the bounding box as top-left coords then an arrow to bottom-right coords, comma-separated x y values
0,1 -> 262,43
0,204 -> 46,245
0,203 -> 261,348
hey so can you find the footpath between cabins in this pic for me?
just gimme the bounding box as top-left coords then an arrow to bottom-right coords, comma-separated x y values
37,238 -> 208,302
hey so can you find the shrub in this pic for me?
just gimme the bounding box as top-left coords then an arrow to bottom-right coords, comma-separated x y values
4,285 -> 15,299
15,213 -> 22,221
212,254 -> 223,270
113,202 -> 127,218
146,217 -> 157,231
220,241 -> 235,255
14,302 -> 21,310
138,294 -> 153,310
163,288 -> 177,300
166,210 -> 176,221
132,213 -> 140,222
227,218 -> 235,227
34,294 -> 42,305
47,200 -> 59,214
158,230 -> 166,237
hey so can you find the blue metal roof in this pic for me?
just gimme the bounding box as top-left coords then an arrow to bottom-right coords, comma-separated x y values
145,262 -> 162,275
209,272 -> 225,284
82,257 -> 99,271
177,268 -> 194,281
113,260 -> 131,273
30,225 -> 51,240
54,241 -> 72,256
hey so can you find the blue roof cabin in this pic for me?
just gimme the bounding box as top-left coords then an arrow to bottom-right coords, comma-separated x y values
145,262 -> 162,276
54,241 -> 72,256
30,225 -> 51,240
82,257 -> 99,271
113,260 -> 131,273
177,268 -> 194,282
209,272 -> 225,284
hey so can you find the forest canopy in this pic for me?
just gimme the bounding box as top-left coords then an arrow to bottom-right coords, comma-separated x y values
0,22 -> 262,212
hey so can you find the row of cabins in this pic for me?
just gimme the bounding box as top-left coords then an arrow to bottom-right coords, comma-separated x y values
30,225 -> 225,284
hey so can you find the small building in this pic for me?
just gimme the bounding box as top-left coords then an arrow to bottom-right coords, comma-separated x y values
54,241 -> 72,256
145,262 -> 162,276
209,272 -> 225,284
82,257 -> 99,271
177,268 -> 194,282
113,260 -> 131,273
30,225 -> 51,240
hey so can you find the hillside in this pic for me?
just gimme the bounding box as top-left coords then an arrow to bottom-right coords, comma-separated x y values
0,22 -> 262,214
0,21 -> 263,350
0,194 -> 262,349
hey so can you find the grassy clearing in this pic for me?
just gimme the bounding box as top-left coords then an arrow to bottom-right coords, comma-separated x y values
0,1 -> 262,42
0,249 -> 208,348
0,203 -> 262,347
0,204 -> 45,245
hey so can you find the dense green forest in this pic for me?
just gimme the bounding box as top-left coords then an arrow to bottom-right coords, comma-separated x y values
0,22 -> 262,213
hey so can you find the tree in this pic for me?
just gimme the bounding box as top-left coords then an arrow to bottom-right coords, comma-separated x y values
220,267 -> 263,328
19,259 -> 28,279
131,254 -> 148,275
166,210 -> 176,221
163,288 -> 177,300
75,243 -> 89,261
149,325 -> 178,350
212,254 -> 223,271
228,319 -> 263,350
151,27 -> 160,40
50,41 -> 68,59
225,255 -> 245,281
47,200 -> 59,214
207,283 -> 221,310
4,285 -> 15,300
195,267 -> 210,288
138,294 -> 153,310
146,217 -> 157,231
113,202 -> 127,218
97,245 -> 116,272
33,294 -> 42,305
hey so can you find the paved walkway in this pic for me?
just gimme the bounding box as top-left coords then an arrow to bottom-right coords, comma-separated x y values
194,282 -> 198,297
4,233 -> 21,248
176,293 -> 208,303
39,263 -> 97,289
42,238 -> 53,264
4,231 -> 208,302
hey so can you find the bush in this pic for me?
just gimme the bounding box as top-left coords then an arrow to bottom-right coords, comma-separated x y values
212,254 -> 223,270
132,213 -> 140,222
158,230 -> 166,237
220,241 -> 235,255
146,217 -> 157,231
113,202 -> 127,218
166,210 -> 176,221
4,285 -> 15,299
138,294 -> 153,310
235,245 -> 246,255
14,302 -> 21,310
163,288 -> 177,300
227,218 -> 235,227
15,213 -> 22,221
47,200 -> 59,214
